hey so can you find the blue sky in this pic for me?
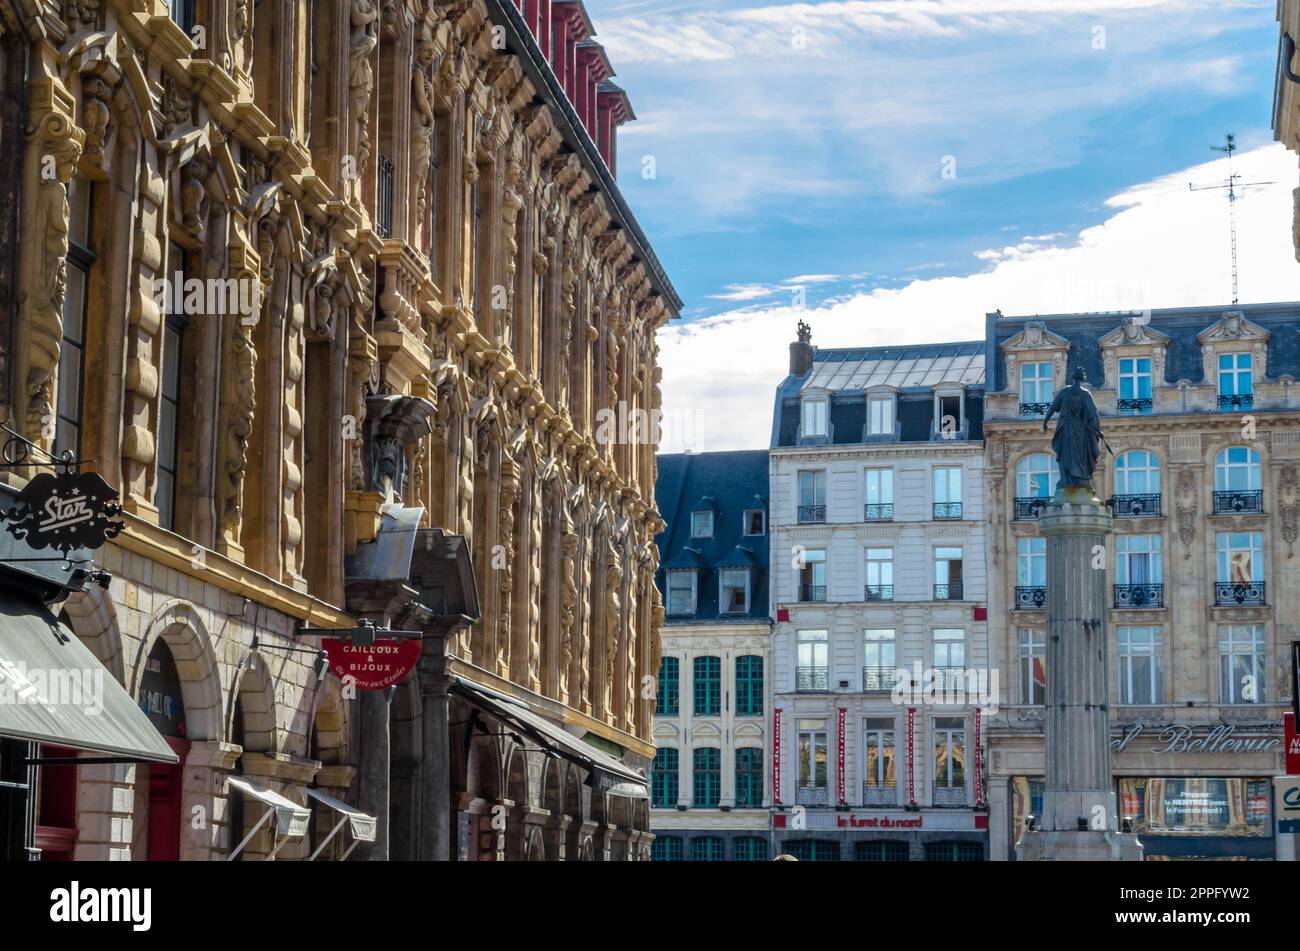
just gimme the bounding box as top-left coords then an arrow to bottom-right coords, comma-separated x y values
582,0 -> 1300,449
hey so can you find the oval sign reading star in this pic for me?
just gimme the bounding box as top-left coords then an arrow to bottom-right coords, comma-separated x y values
5,470 -> 125,552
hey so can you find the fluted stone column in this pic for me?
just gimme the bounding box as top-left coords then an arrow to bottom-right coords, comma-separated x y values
1019,487 -> 1142,861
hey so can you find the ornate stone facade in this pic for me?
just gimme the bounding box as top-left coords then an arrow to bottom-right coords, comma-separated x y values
0,0 -> 674,860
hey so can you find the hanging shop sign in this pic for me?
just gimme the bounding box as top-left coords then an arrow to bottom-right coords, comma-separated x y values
3,470 -> 124,553
322,638 -> 421,690
1285,713 -> 1300,776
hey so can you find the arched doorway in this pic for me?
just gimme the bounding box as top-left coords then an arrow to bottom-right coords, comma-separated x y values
138,638 -> 190,861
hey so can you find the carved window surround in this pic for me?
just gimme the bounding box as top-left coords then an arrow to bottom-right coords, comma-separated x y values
1197,311 -> 1271,383
994,321 -> 1070,419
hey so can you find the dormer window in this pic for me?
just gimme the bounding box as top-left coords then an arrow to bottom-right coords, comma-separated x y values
691,511 -> 714,539
1118,357 -> 1153,414
933,387 -> 965,440
1019,362 -> 1053,416
1217,353 -> 1253,410
801,395 -> 828,438
743,509 -> 766,535
667,570 -> 698,616
867,394 -> 894,437
720,569 -> 751,614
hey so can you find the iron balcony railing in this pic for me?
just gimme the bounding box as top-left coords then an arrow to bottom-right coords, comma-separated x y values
864,502 -> 894,521
1218,393 -> 1253,411
1115,583 -> 1163,608
865,584 -> 894,602
934,582 -> 964,601
1019,401 -> 1051,417
799,584 -> 827,603
932,783 -> 968,807
862,784 -> 897,806
1015,585 -> 1046,610
1111,493 -> 1161,518
796,666 -> 829,691
1117,397 -> 1153,414
798,504 -> 826,523
796,786 -> 830,806
933,501 -> 962,520
1215,582 -> 1265,606
862,666 -> 896,691
1015,496 -> 1048,520
1213,490 -> 1263,514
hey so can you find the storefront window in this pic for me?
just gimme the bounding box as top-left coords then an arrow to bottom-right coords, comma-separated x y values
1118,777 -> 1272,836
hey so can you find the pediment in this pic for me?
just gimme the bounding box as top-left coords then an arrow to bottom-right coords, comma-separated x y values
1001,321 -> 1071,352
1099,318 -> 1171,348
1196,311 -> 1271,344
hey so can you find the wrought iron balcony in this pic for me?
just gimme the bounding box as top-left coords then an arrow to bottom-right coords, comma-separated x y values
799,584 -> 827,603
862,666 -> 896,691
864,502 -> 894,521
862,784 -> 897,807
1117,397 -> 1153,415
798,504 -> 826,523
1015,585 -> 1046,610
1019,401 -> 1051,418
1111,493 -> 1161,518
796,666 -> 829,691
1215,582 -> 1265,606
1015,496 -> 1048,520
934,582 -> 964,601
1114,583 -> 1163,608
932,783 -> 968,807
1212,490 -> 1262,515
1218,393 -> 1253,411
796,786 -> 830,806
933,502 -> 963,520
865,584 -> 894,602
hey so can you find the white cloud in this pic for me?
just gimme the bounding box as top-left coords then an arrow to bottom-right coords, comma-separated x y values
656,144 -> 1300,452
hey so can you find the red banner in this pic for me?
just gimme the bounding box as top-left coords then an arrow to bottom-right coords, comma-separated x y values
322,638 -> 420,690
974,707 -> 985,807
907,707 -> 916,808
837,707 -> 846,806
773,708 -> 782,805
1286,712 -> 1300,776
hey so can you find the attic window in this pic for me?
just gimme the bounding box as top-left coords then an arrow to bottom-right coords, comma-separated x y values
867,395 -> 894,436
691,511 -> 714,538
743,509 -> 766,536
721,569 -> 750,614
801,396 -> 828,438
667,571 -> 698,616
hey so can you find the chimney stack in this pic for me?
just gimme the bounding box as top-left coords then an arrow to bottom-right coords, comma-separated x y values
789,320 -> 813,377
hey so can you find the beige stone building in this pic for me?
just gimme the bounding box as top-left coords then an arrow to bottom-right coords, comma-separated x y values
983,306 -> 1295,861
0,0 -> 675,861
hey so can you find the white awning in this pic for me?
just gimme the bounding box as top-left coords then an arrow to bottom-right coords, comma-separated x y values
307,789 -> 376,842
226,775 -> 310,854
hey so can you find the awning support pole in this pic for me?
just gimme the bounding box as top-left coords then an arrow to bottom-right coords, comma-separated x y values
227,805 -> 275,861
308,814 -> 349,862
267,829 -> 291,860
338,838 -> 362,862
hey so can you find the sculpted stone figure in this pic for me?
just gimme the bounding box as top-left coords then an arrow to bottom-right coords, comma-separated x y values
1042,366 -> 1105,490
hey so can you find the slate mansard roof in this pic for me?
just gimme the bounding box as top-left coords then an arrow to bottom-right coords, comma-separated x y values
654,450 -> 770,624
985,301 -> 1300,393
770,341 -> 987,448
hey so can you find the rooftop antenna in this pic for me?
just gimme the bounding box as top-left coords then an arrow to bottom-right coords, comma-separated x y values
1188,134 -> 1273,305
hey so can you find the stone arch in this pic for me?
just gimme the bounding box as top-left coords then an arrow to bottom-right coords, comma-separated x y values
525,825 -> 545,861
129,600 -> 223,742
227,650 -> 279,754
309,676 -> 349,766
505,743 -> 529,809
541,755 -> 563,817
465,732 -> 503,804
60,584 -> 124,685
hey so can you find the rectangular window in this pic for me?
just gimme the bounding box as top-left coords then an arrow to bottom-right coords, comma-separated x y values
743,509 -> 766,535
735,656 -> 763,716
1216,532 -> 1263,583
720,569 -> 750,614
1117,626 -> 1164,704
796,631 -> 828,691
797,719 -> 828,793
936,392 -> 963,436
1219,624 -> 1265,704
934,716 -> 966,790
1116,535 -> 1162,584
868,396 -> 894,436
655,657 -> 679,717
1118,357 -> 1153,413
863,629 -> 896,690
690,511 -> 713,538
802,397 -> 828,437
933,629 -> 966,685
651,747 -> 678,808
1218,352 -> 1253,396
933,467 -> 962,519
1020,362 -> 1053,411
1017,536 -> 1046,587
58,177 -> 94,459
1018,628 -> 1046,704
865,548 -> 893,601
735,747 -> 763,808
864,468 -> 894,521
693,656 -> 721,716
863,717 -> 896,789
799,549 -> 826,602
693,748 -> 721,808
934,547 -> 964,600
156,240 -> 188,531
797,470 -> 826,523
169,0 -> 195,34
666,571 -> 696,616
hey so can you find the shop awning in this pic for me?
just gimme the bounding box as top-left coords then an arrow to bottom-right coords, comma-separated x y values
0,590 -> 177,764
226,776 -> 311,860
306,788 -> 376,861
451,680 -> 649,799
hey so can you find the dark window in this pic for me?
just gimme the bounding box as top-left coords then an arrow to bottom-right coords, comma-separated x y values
157,241 -> 188,530
690,836 -> 724,861
785,839 -> 840,862
651,747 -> 678,808
693,656 -> 721,716
58,178 -> 95,459
735,655 -> 763,716
925,840 -> 984,862
650,835 -> 683,861
734,836 -> 769,861
169,0 -> 195,34
376,153 -> 394,239
856,840 -> 910,861
655,657 -> 679,717
692,747 -> 720,808
735,747 -> 763,808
